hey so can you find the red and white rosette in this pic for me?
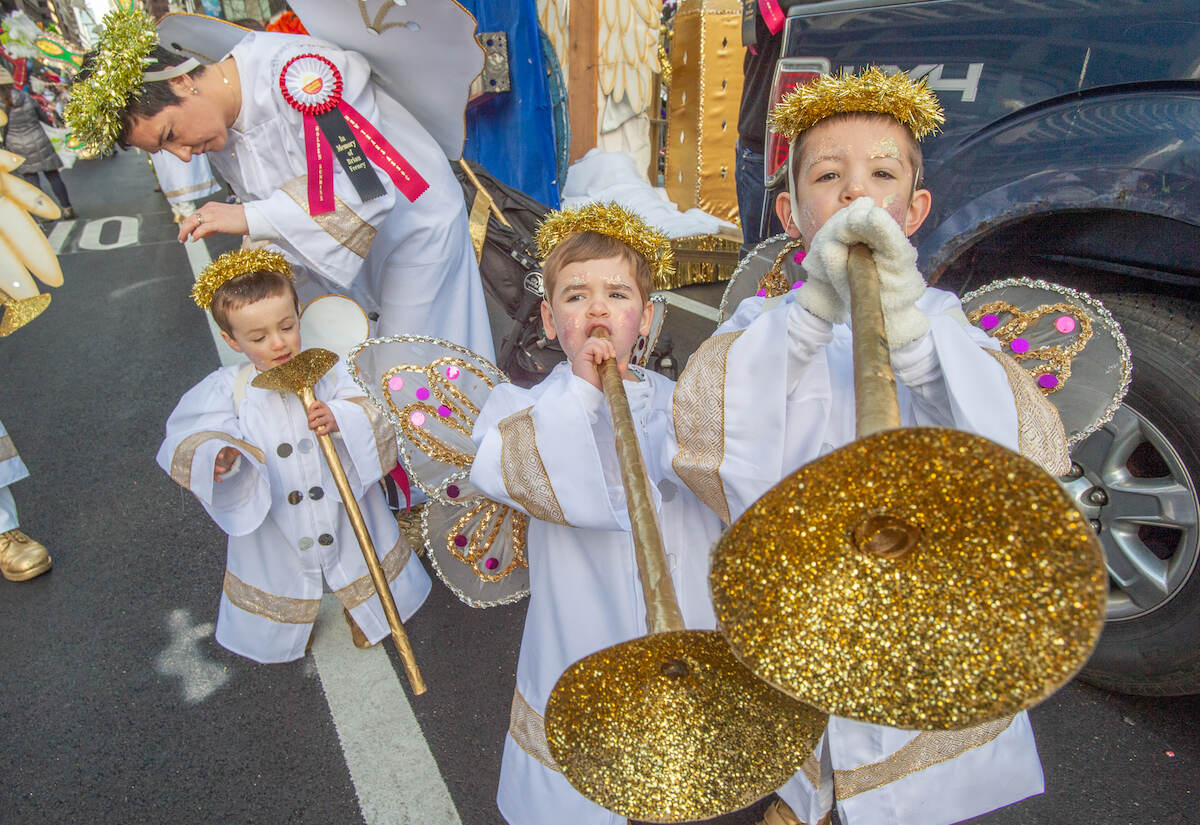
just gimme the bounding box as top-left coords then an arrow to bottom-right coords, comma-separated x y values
278,53 -> 429,216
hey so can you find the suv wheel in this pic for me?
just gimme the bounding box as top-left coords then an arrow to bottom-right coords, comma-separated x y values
1072,293 -> 1200,695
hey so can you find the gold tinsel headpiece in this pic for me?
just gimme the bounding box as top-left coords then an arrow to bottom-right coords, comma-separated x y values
769,67 -> 945,141
191,249 -> 293,310
534,202 -> 675,286
64,8 -> 159,153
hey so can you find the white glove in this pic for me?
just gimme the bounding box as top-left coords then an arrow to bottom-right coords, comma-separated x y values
801,197 -> 930,346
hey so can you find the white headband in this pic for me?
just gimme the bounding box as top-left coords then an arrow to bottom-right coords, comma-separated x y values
143,57 -> 201,83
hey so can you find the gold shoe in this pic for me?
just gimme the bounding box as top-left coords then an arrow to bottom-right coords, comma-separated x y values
343,607 -> 374,649
0,529 -> 53,581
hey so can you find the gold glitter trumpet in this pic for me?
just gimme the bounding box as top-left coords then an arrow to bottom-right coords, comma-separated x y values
0,289 -> 52,337
253,348 -> 426,695
544,331 -> 828,823
710,245 -> 1108,730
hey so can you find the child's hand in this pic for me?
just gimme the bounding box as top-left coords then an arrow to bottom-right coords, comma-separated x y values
308,401 -> 339,436
572,336 -> 627,389
214,446 -> 242,482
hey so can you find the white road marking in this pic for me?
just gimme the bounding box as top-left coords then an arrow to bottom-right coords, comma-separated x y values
45,219 -> 76,255
183,237 -> 246,367
110,275 -> 176,299
310,595 -> 462,825
654,289 -> 720,322
77,215 -> 141,250
154,608 -> 229,704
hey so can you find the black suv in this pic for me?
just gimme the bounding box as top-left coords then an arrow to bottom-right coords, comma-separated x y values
765,0 -> 1200,695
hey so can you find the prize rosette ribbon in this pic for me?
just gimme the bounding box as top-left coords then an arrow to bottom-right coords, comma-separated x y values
279,54 -> 429,215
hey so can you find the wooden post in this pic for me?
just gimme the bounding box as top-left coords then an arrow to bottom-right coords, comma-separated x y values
567,0 -> 599,163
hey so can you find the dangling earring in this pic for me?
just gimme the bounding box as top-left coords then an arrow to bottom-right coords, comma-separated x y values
190,86 -> 198,96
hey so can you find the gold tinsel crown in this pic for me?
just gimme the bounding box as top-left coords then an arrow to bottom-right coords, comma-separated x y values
64,7 -> 159,153
191,249 -> 294,309
534,202 -> 675,286
768,67 -> 945,141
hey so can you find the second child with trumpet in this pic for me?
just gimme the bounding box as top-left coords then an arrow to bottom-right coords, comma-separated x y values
467,204 -> 726,825
674,70 -> 1070,825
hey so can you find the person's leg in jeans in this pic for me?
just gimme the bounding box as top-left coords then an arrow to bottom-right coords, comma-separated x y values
735,139 -> 767,259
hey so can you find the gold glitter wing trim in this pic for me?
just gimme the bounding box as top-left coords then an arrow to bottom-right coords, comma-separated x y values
510,688 -> 561,771
64,7 -> 159,153
769,67 -> 945,141
169,430 -> 267,489
191,248 -> 293,309
281,177 -> 376,257
833,716 -> 1015,800
984,350 -> 1071,476
334,538 -> 412,609
671,330 -> 743,524
534,202 -> 675,287
223,569 -> 321,624
498,408 -> 568,526
968,301 -> 1093,392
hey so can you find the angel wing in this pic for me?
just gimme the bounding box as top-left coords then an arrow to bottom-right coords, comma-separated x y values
349,335 -> 530,607
599,0 -> 660,117
0,147 -> 62,336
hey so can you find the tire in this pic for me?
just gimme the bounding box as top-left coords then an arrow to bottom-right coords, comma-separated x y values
1069,293 -> 1200,695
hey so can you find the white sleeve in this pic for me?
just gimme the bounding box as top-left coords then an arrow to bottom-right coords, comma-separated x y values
155,371 -> 272,537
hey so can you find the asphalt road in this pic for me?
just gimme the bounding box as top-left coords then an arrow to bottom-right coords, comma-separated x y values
0,149 -> 1195,825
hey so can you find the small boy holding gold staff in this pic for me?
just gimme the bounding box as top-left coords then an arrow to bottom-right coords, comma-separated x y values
156,249 -> 430,663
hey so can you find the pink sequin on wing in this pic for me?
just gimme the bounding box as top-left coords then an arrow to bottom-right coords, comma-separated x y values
1010,337 -> 1030,354
1055,315 -> 1077,334
446,365 -> 460,380
410,411 -> 426,427
388,375 -> 404,392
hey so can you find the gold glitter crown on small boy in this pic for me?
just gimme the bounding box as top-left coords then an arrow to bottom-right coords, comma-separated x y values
64,7 -> 159,153
534,202 -> 675,285
191,249 -> 293,309
768,67 -> 945,141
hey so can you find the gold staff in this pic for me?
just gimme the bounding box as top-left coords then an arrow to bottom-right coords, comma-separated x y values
711,245 -> 1108,730
253,348 -> 426,695
543,330 -> 827,823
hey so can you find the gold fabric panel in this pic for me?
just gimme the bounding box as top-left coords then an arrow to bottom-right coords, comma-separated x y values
671,330 -> 743,524
664,0 -> 745,225
334,538 -> 413,609
509,688 -> 561,772
800,751 -> 822,789
834,716 -> 1015,800
281,176 -> 376,258
170,431 -> 267,489
223,569 -> 322,624
343,395 -> 399,476
162,179 -> 218,199
467,188 -> 492,263
0,434 -> 17,463
498,408 -> 568,526
984,350 -> 1071,475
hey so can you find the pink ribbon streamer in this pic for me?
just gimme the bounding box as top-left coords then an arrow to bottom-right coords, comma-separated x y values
758,0 -> 786,35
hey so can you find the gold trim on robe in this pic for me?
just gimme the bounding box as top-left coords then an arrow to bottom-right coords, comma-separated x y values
343,395 -> 399,476
509,688 -> 561,772
0,435 -> 17,463
161,179 -> 219,199
170,431 -> 267,489
833,716 -> 1015,800
281,176 -> 377,258
983,350 -> 1071,475
498,408 -> 568,526
333,538 -> 413,609
671,330 -> 744,524
222,569 -> 322,624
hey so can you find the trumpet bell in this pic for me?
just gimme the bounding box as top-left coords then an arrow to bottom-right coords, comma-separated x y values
545,629 -> 828,823
711,426 -> 1108,730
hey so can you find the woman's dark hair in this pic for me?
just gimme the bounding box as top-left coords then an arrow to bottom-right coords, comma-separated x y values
77,45 -> 206,147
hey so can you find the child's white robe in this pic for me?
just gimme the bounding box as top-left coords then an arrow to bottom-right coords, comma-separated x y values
157,362 -> 431,664
210,32 -> 494,358
469,362 -> 725,825
673,286 -> 1067,825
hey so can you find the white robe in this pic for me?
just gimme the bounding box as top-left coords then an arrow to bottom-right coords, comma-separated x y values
674,287 -> 1052,825
0,416 -> 30,533
156,362 -> 431,664
211,32 -> 494,357
469,362 -> 725,825
150,150 -> 221,206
